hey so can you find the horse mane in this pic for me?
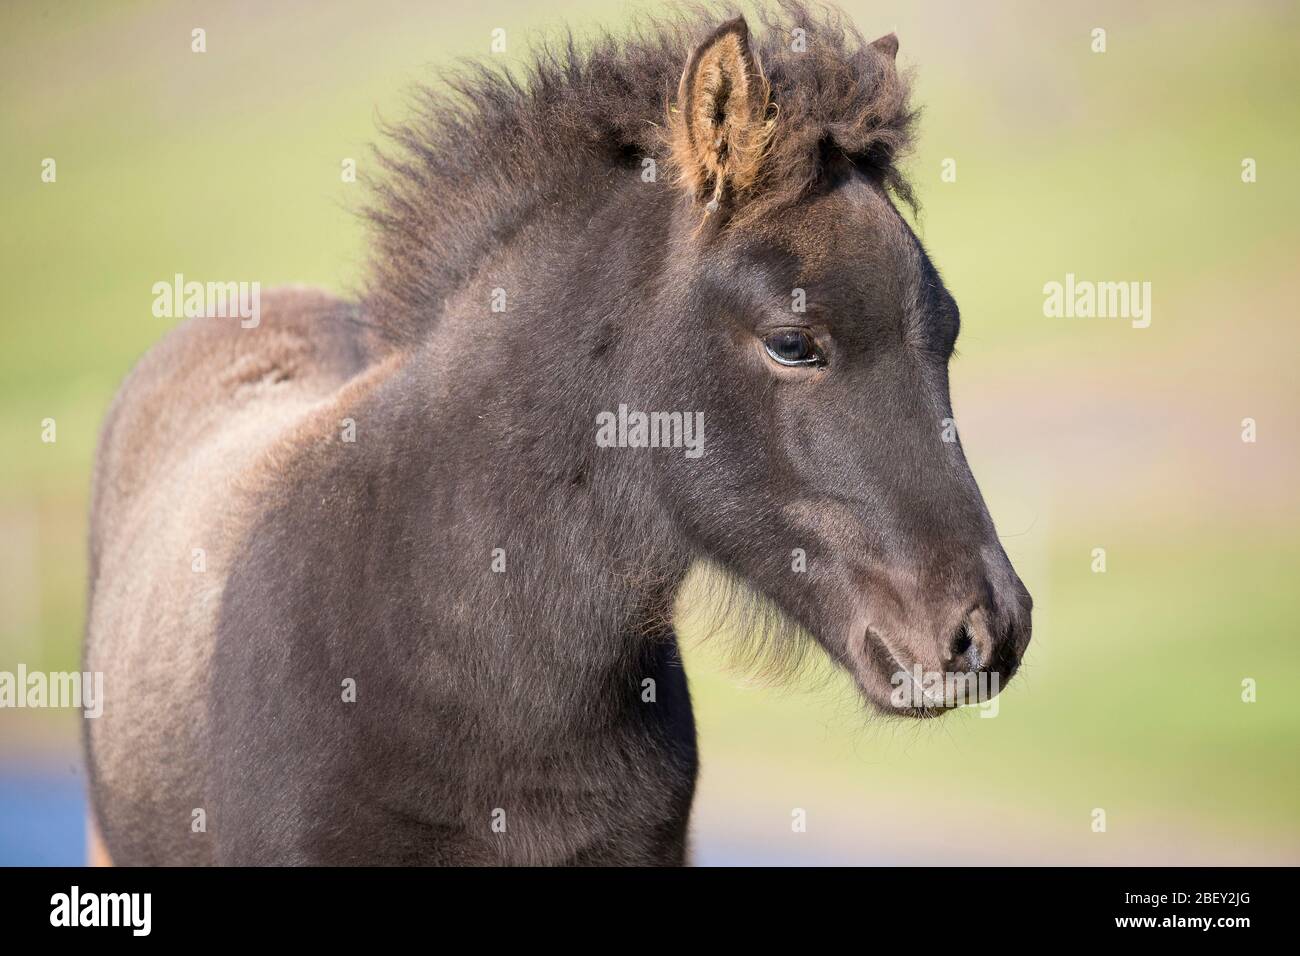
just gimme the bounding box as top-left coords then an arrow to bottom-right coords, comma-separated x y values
362,0 -> 918,345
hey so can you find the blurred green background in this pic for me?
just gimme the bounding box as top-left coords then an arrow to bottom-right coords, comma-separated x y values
1,0 -> 1297,864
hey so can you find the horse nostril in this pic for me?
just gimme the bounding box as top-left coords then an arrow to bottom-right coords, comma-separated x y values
950,623 -> 972,659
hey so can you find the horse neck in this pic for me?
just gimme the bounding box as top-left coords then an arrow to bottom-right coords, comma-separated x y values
366,315 -> 690,686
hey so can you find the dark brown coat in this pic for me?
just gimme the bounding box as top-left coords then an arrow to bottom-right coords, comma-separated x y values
85,3 -> 1030,866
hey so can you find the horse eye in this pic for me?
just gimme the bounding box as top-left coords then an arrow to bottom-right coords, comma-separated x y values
762,328 -> 823,367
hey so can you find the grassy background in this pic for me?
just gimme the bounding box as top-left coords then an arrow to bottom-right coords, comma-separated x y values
1,0 -> 1297,863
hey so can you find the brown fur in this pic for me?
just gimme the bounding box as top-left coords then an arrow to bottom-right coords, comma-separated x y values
84,3 -> 1030,866
363,0 -> 917,347
83,289 -> 392,865
668,17 -> 774,207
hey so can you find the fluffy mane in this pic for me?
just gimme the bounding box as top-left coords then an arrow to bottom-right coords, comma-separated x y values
363,1 -> 917,345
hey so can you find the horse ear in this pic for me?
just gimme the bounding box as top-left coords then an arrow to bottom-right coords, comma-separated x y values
870,32 -> 900,60
670,16 -> 771,212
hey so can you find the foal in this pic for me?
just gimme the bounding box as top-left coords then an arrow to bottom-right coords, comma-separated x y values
85,5 -> 1031,865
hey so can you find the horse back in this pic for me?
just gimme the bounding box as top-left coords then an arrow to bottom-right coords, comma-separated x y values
83,286 -> 386,864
